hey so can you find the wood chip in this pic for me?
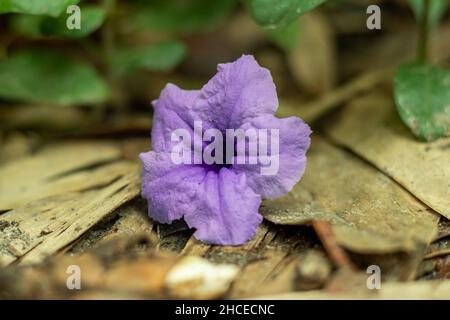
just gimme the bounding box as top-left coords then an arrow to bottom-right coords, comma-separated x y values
179,223 -> 318,298
295,249 -> 332,290
0,164 -> 140,266
68,199 -> 154,253
165,256 -> 238,299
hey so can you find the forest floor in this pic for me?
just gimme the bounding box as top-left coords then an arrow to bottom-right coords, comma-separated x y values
1,8 -> 450,300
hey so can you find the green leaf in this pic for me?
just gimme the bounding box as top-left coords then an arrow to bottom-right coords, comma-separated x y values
251,0 -> 327,28
11,6 -> 105,39
0,50 -> 108,106
130,0 -> 236,34
394,63 -> 450,141
42,6 -> 106,38
408,0 -> 448,27
265,20 -> 300,51
10,14 -> 45,37
111,42 -> 187,76
0,0 -> 80,17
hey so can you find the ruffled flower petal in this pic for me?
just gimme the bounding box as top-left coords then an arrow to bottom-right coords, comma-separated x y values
141,151 -> 262,245
140,151 -> 206,223
184,168 -> 262,245
195,55 -> 278,131
151,84 -> 200,152
233,115 -> 312,199
141,55 -> 311,246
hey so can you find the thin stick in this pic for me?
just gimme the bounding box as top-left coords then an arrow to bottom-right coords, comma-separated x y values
424,248 -> 450,260
312,221 -> 357,271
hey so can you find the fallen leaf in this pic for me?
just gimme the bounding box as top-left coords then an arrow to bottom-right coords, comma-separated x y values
262,137 -> 439,255
326,92 -> 450,219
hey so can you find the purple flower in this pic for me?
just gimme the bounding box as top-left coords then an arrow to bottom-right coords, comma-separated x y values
140,55 -> 311,245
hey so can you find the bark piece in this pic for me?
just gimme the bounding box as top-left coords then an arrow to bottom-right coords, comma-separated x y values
0,164 -> 140,266
0,141 -> 123,210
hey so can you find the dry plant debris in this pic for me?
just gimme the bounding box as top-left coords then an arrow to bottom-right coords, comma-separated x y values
1,1 -> 450,300
326,92 -> 450,219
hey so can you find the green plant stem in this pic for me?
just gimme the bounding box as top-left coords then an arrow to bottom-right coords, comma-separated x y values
102,0 -> 116,86
94,0 -> 120,122
418,0 -> 430,63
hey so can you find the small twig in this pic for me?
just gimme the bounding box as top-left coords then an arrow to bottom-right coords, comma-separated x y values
300,67 -> 393,123
424,248 -> 450,260
312,221 -> 357,271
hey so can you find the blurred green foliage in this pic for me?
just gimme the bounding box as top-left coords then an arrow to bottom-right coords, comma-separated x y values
251,0 -> 327,28
0,0 -> 79,17
2,0 -> 447,144
408,0 -> 448,27
265,22 -> 300,51
0,0 -> 330,107
249,0 -> 329,52
12,5 -> 106,38
394,0 -> 450,141
0,50 -> 108,105
111,42 -> 187,76
42,5 -> 106,38
129,0 -> 237,34
395,64 -> 450,141
0,0 -> 200,106
10,14 -> 44,38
